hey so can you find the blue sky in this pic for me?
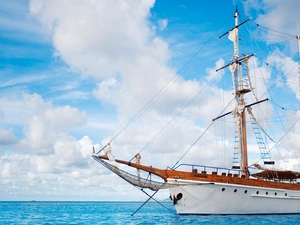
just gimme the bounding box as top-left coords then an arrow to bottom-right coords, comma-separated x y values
1,0 -> 300,201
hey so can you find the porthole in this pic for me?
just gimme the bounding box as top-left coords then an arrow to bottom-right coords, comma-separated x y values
234,189 -> 237,193
177,193 -> 183,201
244,190 -> 247,194
275,192 -> 277,196
266,192 -> 268,195
285,193 -> 287,196
256,191 -> 259,195
172,193 -> 183,205
222,188 -> 225,191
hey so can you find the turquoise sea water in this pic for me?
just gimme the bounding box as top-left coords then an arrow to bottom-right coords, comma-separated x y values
0,201 -> 299,224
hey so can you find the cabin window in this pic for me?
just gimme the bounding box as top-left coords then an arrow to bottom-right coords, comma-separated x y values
275,192 -> 277,196
256,191 -> 259,195
244,190 -> 247,194
222,188 -> 225,191
266,192 -> 268,195
234,189 -> 237,193
285,193 -> 287,196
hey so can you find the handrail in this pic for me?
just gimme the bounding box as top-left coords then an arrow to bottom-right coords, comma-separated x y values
173,163 -> 242,176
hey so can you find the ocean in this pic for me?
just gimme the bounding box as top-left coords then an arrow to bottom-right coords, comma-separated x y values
0,201 -> 299,224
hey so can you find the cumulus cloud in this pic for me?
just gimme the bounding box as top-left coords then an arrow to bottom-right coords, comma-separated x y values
35,135 -> 89,173
266,50 -> 298,96
242,0 -> 300,51
29,0 -> 183,119
0,134 -> 106,200
0,129 -> 19,145
29,0 -> 156,78
18,93 -> 86,154
256,0 -> 300,34
205,58 -> 225,82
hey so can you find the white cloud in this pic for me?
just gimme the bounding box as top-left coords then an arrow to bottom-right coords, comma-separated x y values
79,135 -> 100,158
53,135 -> 86,168
158,19 -> 168,31
205,58 -> 225,82
17,93 -> 86,154
0,134 -> 108,200
45,105 -> 86,128
266,49 -> 298,96
29,0 -> 156,78
0,129 -> 19,145
257,0 -> 300,33
35,135 -> 89,173
243,0 -> 300,50
29,0 -> 180,118
93,77 -> 119,104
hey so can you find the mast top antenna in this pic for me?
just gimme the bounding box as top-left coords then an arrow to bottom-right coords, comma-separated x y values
234,6 -> 239,17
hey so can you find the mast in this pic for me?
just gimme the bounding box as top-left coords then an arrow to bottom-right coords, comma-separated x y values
230,9 -> 250,178
297,35 -> 300,109
219,8 -> 251,177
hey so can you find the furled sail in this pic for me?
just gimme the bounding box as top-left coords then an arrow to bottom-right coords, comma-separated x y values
228,28 -> 238,58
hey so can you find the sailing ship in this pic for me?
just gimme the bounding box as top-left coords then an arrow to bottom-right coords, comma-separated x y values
92,9 -> 300,214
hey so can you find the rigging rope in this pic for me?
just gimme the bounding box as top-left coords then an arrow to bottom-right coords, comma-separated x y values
107,34 -> 221,145
297,35 -> 300,110
129,69 -> 225,162
251,114 -> 300,166
244,21 -> 295,56
254,57 -> 298,103
251,21 -> 295,38
99,16 -> 233,154
171,120 -> 215,169
171,97 -> 236,169
169,20 -> 300,169
251,37 -> 295,56
241,47 -> 299,164
247,107 -> 274,142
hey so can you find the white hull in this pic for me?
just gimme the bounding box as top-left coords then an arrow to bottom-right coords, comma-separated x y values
168,178 -> 300,214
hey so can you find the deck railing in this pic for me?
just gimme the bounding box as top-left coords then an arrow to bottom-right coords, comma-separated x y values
172,163 -> 242,177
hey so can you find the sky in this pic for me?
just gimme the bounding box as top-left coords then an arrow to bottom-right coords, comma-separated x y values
1,0 -> 300,201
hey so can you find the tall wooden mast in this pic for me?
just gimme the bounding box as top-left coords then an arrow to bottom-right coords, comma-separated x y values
297,35 -> 300,109
233,9 -> 250,178
219,9 -> 252,177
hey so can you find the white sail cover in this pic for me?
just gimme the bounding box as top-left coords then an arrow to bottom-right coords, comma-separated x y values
229,61 -> 237,72
228,28 -> 238,58
228,28 -> 237,42
229,62 -> 237,96
297,35 -> 300,54
102,144 -> 115,162
232,105 -> 245,118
